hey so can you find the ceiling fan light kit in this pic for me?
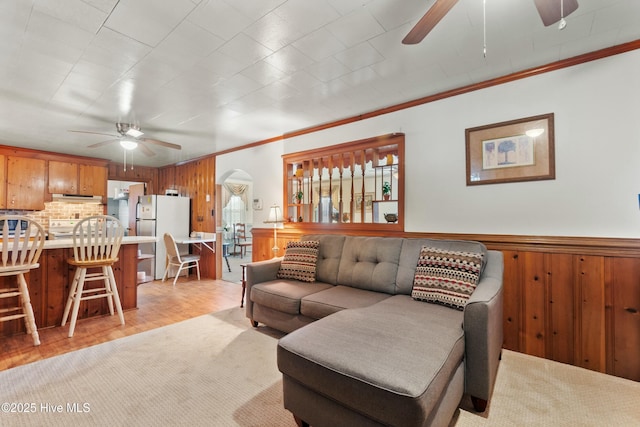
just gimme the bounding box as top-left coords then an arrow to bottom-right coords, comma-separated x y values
119,138 -> 138,150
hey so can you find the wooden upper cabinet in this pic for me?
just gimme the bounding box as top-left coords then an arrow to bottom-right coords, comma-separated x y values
79,164 -> 107,196
7,156 -> 45,210
48,160 -> 78,194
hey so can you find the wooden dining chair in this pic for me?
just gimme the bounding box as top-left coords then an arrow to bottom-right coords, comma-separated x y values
61,215 -> 125,338
234,223 -> 252,259
0,216 -> 46,346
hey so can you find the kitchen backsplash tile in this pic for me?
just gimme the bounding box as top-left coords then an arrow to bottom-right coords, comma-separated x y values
1,201 -> 104,230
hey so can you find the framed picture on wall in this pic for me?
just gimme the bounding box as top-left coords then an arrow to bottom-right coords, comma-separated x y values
355,193 -> 373,212
465,113 -> 555,185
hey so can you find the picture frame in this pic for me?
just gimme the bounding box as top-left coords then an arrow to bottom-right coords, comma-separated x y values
465,113 -> 555,185
355,193 -> 373,212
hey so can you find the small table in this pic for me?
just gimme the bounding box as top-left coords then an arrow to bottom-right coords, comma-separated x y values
173,236 -> 216,253
240,263 -> 247,308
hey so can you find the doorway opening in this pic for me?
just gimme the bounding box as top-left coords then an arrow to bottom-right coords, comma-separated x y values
218,169 -> 253,284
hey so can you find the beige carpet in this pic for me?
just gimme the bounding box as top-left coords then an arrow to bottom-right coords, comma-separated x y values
1,308 -> 639,427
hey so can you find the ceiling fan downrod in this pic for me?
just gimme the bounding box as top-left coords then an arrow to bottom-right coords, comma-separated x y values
558,0 -> 567,30
483,0 -> 487,57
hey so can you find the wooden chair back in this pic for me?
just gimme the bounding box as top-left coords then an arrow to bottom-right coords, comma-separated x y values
0,216 -> 45,274
235,223 -> 248,242
72,215 -> 124,263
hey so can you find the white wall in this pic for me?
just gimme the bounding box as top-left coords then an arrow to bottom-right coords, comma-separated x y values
216,140 -> 284,225
218,49 -> 640,238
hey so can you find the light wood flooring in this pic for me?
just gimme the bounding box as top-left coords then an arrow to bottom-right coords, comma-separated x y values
0,278 -> 244,372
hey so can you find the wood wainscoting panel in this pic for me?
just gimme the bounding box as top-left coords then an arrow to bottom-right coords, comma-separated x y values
576,255 -> 606,373
502,250 -> 521,353
522,252 -> 547,358
548,253 -> 575,365
606,257 -> 640,381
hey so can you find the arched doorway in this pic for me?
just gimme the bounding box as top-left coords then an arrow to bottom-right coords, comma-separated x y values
218,169 -> 253,284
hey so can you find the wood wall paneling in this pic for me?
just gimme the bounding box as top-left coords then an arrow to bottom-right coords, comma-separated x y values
107,163 -> 158,195
522,252 -> 547,358
548,253 -> 574,365
502,250 -> 521,353
606,257 -> 640,380
576,255 -> 606,373
158,158 -> 216,278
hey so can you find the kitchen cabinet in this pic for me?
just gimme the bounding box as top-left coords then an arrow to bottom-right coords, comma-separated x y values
6,156 -> 45,210
79,164 -> 107,196
48,161 -> 107,197
48,160 -> 78,194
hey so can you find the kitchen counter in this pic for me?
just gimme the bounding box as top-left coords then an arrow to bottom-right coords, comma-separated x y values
0,236 -> 154,339
44,235 -> 157,249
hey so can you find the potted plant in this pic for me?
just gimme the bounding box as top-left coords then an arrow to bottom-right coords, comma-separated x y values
382,181 -> 391,200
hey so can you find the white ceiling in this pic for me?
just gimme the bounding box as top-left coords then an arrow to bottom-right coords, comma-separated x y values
0,0 -> 638,167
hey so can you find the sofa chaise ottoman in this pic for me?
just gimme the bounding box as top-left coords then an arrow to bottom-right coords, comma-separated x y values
245,234 -> 504,427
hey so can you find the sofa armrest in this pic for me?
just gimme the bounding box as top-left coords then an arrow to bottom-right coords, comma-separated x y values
245,257 -> 282,322
463,250 -> 504,405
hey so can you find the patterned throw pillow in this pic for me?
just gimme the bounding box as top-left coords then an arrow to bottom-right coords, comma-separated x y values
277,240 -> 320,282
412,246 -> 484,310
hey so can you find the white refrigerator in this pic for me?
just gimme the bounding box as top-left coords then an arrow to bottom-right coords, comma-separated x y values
136,195 -> 191,281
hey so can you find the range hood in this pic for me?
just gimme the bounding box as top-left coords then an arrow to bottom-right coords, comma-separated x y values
52,194 -> 102,203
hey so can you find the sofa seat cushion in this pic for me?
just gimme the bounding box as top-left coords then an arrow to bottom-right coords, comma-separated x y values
300,285 -> 392,320
278,295 -> 465,426
251,280 -> 333,315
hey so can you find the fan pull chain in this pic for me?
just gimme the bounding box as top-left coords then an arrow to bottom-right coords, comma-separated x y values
123,148 -> 126,172
483,0 -> 487,58
130,149 -> 134,170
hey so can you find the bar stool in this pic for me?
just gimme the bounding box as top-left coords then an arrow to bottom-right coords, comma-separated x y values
61,215 -> 124,338
0,216 -> 46,346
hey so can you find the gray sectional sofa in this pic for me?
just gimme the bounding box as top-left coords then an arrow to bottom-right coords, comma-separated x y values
245,234 -> 504,427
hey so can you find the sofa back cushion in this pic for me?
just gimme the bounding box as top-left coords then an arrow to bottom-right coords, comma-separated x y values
301,234 -> 346,285
337,236 -> 403,294
395,238 -> 488,295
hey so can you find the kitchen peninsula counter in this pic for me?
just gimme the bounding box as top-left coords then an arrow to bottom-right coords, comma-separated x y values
44,235 -> 157,249
0,236 -> 157,338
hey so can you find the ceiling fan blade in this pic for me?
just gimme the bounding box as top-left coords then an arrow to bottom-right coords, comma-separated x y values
87,139 -> 120,148
69,130 -> 118,138
534,0 -> 579,26
140,138 -> 182,150
402,0 -> 460,45
137,142 -> 157,157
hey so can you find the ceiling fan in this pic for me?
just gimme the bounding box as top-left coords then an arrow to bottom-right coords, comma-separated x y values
402,0 -> 579,45
69,123 -> 182,157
